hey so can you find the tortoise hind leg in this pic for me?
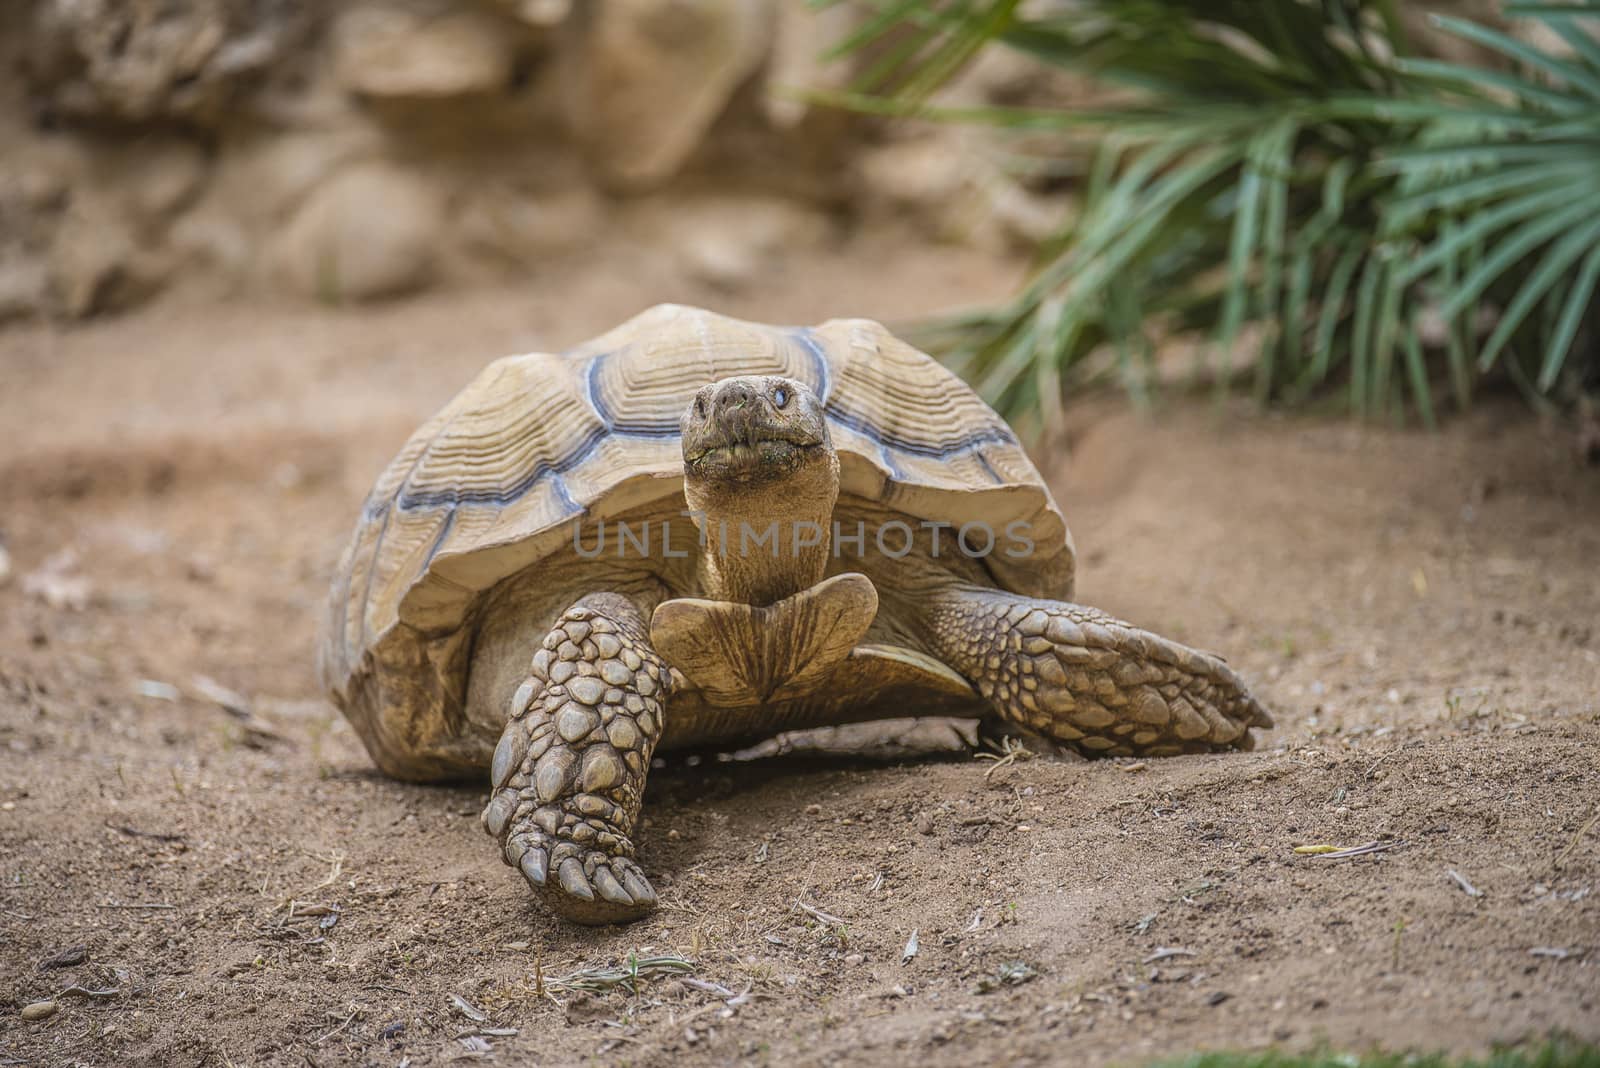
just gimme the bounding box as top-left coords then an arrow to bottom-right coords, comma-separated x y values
920,586 -> 1272,756
480,593 -> 671,925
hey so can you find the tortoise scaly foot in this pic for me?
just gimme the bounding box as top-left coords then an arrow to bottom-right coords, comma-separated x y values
480,594 -> 668,924
926,588 -> 1272,757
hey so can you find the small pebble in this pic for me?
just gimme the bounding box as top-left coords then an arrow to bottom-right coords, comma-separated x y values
22,1000 -> 58,1021
914,813 -> 934,835
805,804 -> 822,816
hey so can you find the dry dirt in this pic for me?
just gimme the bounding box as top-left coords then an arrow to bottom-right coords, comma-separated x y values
2,239 -> 1597,1068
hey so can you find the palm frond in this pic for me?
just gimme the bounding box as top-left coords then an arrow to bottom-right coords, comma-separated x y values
824,0 -> 1600,425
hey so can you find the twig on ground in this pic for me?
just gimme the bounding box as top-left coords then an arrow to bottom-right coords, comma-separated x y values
97,902 -> 176,910
1553,805 -> 1599,870
314,1005 -> 361,1044
976,736 -> 1034,780
1295,840 -> 1401,860
681,978 -> 736,999
1446,869 -> 1483,897
1142,947 -> 1196,964
793,899 -> 848,927
1363,748 -> 1404,780
56,986 -> 120,999
304,851 -> 346,892
450,995 -> 488,1023
107,824 -> 186,843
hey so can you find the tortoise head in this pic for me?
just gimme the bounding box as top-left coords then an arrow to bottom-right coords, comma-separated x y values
679,376 -> 840,604
680,375 -> 832,487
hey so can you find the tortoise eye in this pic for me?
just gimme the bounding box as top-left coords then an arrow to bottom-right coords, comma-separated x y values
773,387 -> 789,408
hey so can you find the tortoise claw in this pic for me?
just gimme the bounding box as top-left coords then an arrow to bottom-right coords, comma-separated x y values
591,864 -> 633,906
519,846 -> 549,887
508,836 -> 655,923
557,857 -> 594,900
618,864 -> 657,907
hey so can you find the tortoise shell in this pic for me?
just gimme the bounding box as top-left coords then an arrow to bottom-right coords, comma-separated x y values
321,304 -> 1075,743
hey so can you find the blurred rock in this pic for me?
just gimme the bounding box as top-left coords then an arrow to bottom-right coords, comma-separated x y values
456,184 -> 606,267
168,127 -> 382,287
627,193 -> 831,291
81,137 -> 210,224
860,136 -> 1065,252
763,1 -> 855,129
0,0 -> 1034,318
24,0 -> 298,126
164,207 -> 253,285
490,0 -> 573,28
0,256 -> 49,323
334,8 -> 517,105
270,164 -> 445,302
0,152 -> 77,220
861,139 -> 969,214
48,194 -> 173,317
216,129 -> 383,226
127,140 -> 210,220
562,0 -> 776,192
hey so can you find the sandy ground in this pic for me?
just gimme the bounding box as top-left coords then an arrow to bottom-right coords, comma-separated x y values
1,240 -> 1597,1068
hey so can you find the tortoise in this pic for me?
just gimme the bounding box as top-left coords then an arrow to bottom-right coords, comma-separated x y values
321,304 -> 1272,925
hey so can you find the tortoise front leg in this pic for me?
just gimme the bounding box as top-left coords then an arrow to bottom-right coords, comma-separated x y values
480,593 -> 671,924
921,586 -> 1272,756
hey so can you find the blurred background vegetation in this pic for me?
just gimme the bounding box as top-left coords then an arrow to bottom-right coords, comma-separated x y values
823,0 -> 1600,433
2,0 -> 1596,439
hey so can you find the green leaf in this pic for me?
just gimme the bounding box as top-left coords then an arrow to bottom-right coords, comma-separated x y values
1307,242 -> 1365,394
1539,240 -> 1600,388
1397,180 -> 1584,285
824,0 -> 930,63
1518,12 -> 1600,72
1387,160 -> 1594,217
1503,2 -> 1600,12
1216,148 -> 1267,394
1394,57 -> 1588,112
1440,196 -> 1600,321
1431,14 -> 1600,99
1371,260 -> 1406,418
1403,321 -> 1438,429
1476,214 -> 1600,369
1254,122 -> 1294,402
1351,255 -> 1385,417
1434,220 -> 1475,411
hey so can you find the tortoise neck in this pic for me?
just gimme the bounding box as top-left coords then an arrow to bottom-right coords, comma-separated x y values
684,450 -> 840,606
